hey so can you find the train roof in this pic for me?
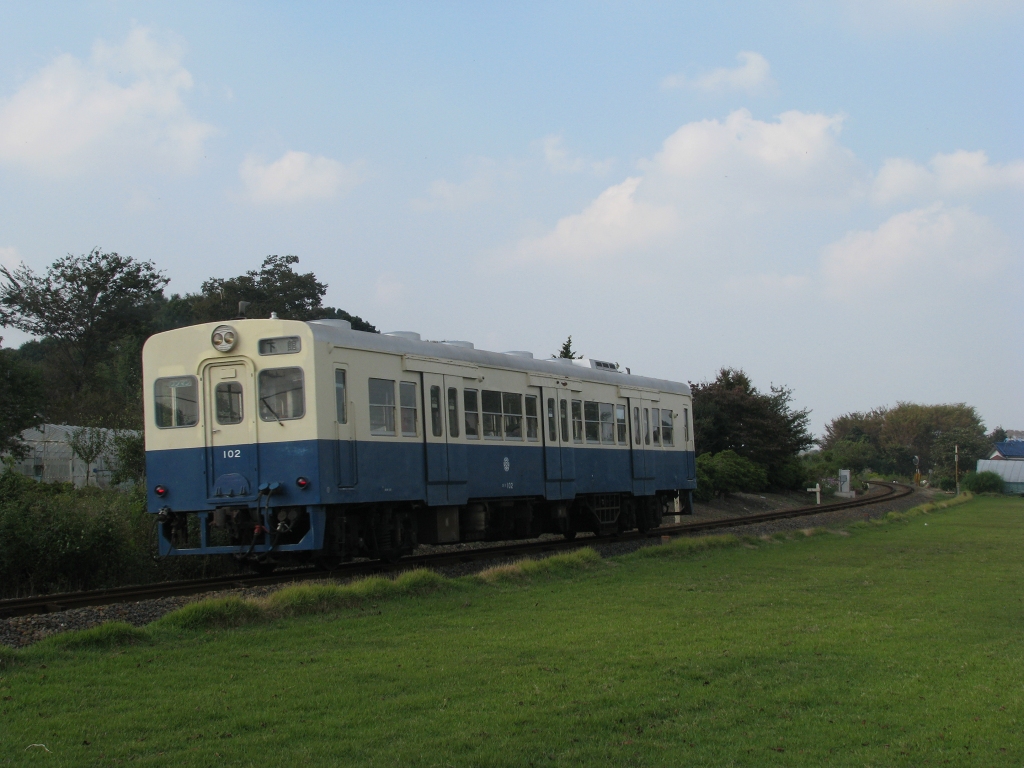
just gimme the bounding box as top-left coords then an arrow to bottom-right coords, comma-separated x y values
307,320 -> 691,396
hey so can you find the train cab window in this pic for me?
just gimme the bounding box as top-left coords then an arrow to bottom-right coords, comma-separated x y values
600,403 -> 615,444
525,395 -> 539,441
583,401 -> 600,443
503,392 -> 523,440
683,408 -> 690,443
482,390 -> 502,438
571,400 -> 583,443
430,386 -> 443,437
447,388 -> 460,438
547,398 -> 557,442
651,408 -> 661,446
215,381 -> 243,425
258,368 -> 304,421
662,410 -> 674,446
334,370 -> 347,424
560,399 -> 570,443
400,382 -> 418,437
464,389 -> 480,438
368,378 -> 396,435
643,408 -> 651,445
616,405 -> 627,444
154,376 -> 199,428
633,407 -> 641,445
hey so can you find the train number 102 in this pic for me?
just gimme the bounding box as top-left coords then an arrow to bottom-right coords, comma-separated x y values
222,449 -> 241,458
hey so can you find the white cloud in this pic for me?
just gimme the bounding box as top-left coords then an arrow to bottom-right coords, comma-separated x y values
872,150 -> 1024,204
513,109 -> 863,265
0,26 -> 214,175
239,151 -> 361,204
821,203 -> 1008,294
412,158 -> 517,212
539,135 -> 613,175
662,51 -> 775,95
514,177 -> 676,263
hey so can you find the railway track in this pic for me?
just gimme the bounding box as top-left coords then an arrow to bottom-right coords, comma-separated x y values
0,481 -> 914,620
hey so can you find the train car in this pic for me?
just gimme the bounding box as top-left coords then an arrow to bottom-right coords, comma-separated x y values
143,318 -> 696,568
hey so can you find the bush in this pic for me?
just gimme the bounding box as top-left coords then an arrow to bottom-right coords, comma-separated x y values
936,475 -> 957,492
695,450 -> 768,500
963,471 -> 1004,494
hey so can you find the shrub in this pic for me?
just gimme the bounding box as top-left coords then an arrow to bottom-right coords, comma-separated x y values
695,450 -> 768,500
963,471 -> 1004,494
936,475 -> 957,491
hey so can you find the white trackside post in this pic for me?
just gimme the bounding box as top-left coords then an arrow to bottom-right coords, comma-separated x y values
806,482 -> 821,505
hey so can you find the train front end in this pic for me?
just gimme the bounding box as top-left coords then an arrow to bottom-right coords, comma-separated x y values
143,319 -> 327,565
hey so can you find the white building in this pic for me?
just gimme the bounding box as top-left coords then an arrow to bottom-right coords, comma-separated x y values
7,424 -> 127,489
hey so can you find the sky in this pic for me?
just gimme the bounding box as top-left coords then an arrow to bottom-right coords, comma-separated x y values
0,1 -> 1021,436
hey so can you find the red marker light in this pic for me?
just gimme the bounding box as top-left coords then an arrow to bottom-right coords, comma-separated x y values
296,477 -> 310,489
154,485 -> 168,497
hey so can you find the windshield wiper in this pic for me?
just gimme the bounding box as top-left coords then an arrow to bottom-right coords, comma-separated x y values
260,397 -> 285,426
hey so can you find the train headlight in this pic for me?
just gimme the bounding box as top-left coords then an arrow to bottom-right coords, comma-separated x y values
211,325 -> 237,352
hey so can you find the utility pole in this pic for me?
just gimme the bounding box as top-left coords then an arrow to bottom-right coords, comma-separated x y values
955,444 -> 960,496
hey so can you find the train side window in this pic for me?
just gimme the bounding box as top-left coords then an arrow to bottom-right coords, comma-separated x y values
643,408 -> 651,445
464,389 -> 480,438
482,390 -> 503,438
651,408 -> 661,446
503,392 -> 523,439
400,381 -> 418,436
600,403 -> 615,444
560,399 -> 569,443
154,376 -> 199,428
215,381 -> 243,425
633,407 -> 641,445
547,398 -> 557,442
571,400 -> 583,443
334,369 -> 347,424
662,410 -> 674,446
429,385 -> 443,437
368,378 -> 396,435
683,407 -> 690,443
616,404 -> 627,444
259,367 -> 304,421
583,401 -> 600,443
447,387 -> 460,438
524,395 -> 539,441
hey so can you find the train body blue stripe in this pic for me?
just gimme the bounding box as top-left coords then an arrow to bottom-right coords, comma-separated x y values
146,440 -> 696,513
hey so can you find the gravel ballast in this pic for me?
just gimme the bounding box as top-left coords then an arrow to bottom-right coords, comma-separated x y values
0,486 -> 931,649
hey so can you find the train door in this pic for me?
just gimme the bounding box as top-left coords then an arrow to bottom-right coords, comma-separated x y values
443,375 -> 468,504
628,396 -> 652,495
205,361 -> 258,500
559,391 -> 577,496
421,372 -> 460,505
539,385 -> 572,498
333,365 -> 357,487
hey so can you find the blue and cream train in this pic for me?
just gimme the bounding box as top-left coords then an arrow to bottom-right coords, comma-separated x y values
143,318 -> 697,567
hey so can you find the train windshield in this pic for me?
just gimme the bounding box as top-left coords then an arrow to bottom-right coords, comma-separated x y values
258,367 -> 305,421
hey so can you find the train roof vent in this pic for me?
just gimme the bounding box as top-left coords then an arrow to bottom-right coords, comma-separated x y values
572,357 -> 620,371
385,331 -> 421,341
504,350 -> 534,358
440,340 -> 474,348
308,319 -> 352,331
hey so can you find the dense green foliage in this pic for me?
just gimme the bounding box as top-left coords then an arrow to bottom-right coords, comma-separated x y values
694,449 -> 768,501
690,368 -> 813,490
0,345 -> 43,457
822,402 -> 988,477
1,251 -> 375,432
0,467 -> 229,597
963,470 -> 1004,494
2,495 -> 1020,766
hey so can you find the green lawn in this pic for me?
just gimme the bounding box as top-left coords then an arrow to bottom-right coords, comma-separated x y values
1,495 -> 1022,766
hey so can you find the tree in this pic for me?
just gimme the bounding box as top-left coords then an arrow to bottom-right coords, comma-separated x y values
931,426 -> 990,479
695,450 -> 768,500
988,426 -> 1008,443
690,368 -> 813,488
66,426 -> 109,487
178,254 -> 377,331
0,250 -> 168,393
822,402 -> 986,476
0,343 -> 44,458
553,335 -> 583,360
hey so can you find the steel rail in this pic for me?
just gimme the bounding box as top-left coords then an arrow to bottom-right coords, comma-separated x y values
0,481 -> 915,619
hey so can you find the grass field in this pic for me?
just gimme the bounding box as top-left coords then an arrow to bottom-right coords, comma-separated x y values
1,494 -> 1022,766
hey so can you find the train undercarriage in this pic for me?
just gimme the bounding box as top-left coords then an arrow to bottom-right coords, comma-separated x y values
158,491 -> 694,572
